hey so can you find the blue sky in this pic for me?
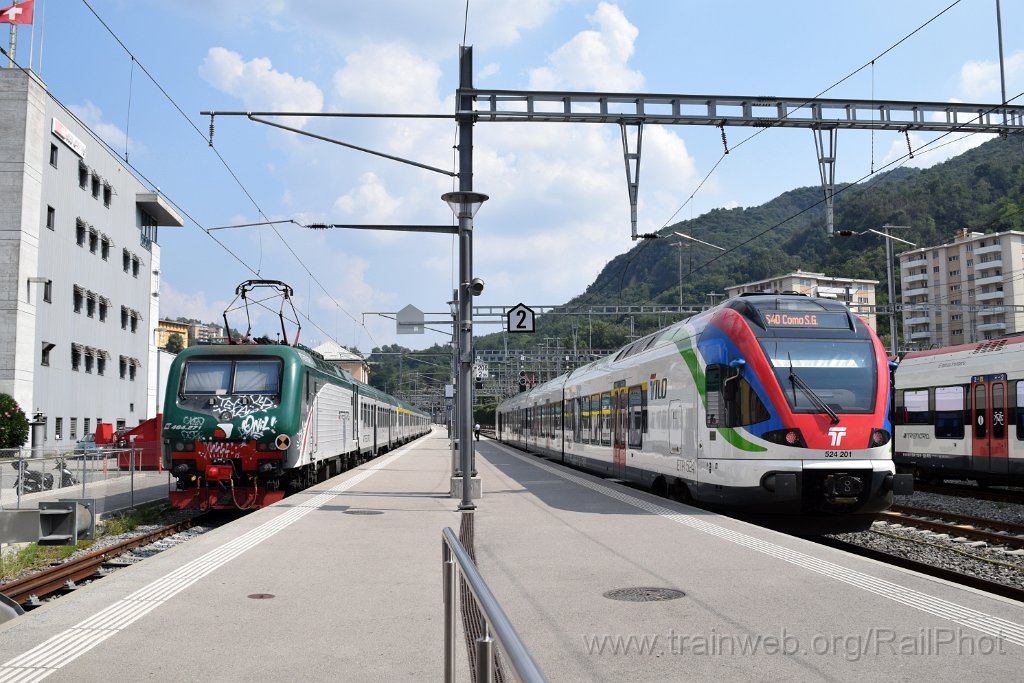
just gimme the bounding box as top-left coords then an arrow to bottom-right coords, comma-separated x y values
12,0 -> 1024,351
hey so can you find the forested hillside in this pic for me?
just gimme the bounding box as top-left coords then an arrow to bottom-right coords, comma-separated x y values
367,136 -> 1024,397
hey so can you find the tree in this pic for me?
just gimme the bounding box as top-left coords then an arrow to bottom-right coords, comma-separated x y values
165,333 -> 184,354
0,393 -> 29,448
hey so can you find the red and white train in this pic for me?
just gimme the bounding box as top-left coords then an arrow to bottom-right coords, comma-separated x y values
497,293 -> 911,534
893,335 -> 1024,485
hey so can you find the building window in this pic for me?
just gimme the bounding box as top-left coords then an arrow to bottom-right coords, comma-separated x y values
99,298 -> 107,322
71,346 -> 80,371
86,293 -> 96,318
84,418 -> 91,436
43,280 -> 52,303
132,256 -> 140,278
91,175 -> 100,199
79,162 -> 88,189
123,249 -> 131,272
76,219 -> 86,246
41,342 -> 54,366
97,355 -> 106,376
89,230 -> 98,254
119,357 -> 127,379
130,312 -> 139,333
101,236 -> 110,260
46,206 -> 55,230
967,260 -> 973,266
55,417 -> 63,441
84,352 -> 94,373
73,288 -> 83,313
116,419 -> 126,431
121,306 -> 128,329
49,143 -> 58,167
103,184 -> 112,207
129,364 -> 137,381
70,418 -> 77,440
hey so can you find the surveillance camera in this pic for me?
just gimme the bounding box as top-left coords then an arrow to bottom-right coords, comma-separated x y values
469,277 -> 484,296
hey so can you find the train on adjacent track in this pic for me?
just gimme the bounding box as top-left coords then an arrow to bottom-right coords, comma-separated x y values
893,335 -> 1024,486
496,293 -> 912,534
161,341 -> 431,511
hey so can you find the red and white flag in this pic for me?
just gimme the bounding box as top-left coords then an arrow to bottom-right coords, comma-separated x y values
0,1 -> 34,25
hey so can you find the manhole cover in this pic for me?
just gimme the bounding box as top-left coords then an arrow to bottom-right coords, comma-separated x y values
248,593 -> 275,600
344,509 -> 384,515
603,587 -> 686,602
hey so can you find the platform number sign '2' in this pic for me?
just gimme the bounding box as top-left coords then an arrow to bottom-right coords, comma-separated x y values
507,303 -> 536,334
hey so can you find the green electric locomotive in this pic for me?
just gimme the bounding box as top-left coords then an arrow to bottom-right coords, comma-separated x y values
161,341 -> 430,510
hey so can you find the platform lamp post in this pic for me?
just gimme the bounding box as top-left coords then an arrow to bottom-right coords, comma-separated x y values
442,190 -> 489,511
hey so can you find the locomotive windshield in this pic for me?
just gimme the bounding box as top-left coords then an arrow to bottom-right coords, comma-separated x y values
182,359 -> 282,396
760,339 -> 876,413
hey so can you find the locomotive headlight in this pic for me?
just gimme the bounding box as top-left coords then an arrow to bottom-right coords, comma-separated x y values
762,428 -> 807,448
870,429 -> 891,447
174,442 -> 185,451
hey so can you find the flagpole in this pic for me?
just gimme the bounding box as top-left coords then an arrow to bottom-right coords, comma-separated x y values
7,1 -> 16,68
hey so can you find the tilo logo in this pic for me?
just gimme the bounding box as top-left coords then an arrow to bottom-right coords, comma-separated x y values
827,426 -> 847,446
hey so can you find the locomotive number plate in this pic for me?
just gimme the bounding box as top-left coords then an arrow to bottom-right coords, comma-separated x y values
824,450 -> 852,458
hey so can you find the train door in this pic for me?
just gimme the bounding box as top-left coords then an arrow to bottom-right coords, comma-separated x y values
613,381 -> 627,477
310,378 -> 319,457
372,405 -> 378,455
669,400 -> 682,455
972,378 -> 1009,474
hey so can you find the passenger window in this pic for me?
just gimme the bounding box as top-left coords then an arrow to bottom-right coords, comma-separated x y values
706,366 -> 721,427
899,389 -> 931,425
935,386 -> 965,439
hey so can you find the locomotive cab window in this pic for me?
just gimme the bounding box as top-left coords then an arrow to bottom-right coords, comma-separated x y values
182,361 -> 233,395
706,365 -> 769,428
762,339 -> 876,414
234,360 -> 282,394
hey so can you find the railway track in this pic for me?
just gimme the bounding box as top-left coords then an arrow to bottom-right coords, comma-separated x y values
815,535 -> 1024,602
914,482 -> 1024,504
881,505 -> 1024,550
0,515 -> 207,608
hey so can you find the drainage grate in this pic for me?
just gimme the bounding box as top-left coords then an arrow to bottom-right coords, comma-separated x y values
603,587 -> 686,602
344,509 -> 384,515
248,594 -> 275,600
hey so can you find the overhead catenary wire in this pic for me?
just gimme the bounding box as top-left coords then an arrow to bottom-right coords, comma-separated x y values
77,0 -> 377,349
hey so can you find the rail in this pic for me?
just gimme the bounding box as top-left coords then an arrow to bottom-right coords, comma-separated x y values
442,527 -> 546,683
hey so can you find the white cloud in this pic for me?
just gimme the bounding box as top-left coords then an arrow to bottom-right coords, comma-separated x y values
199,47 -> 324,114
333,172 -> 403,224
68,102 -> 145,156
332,43 -> 443,113
958,51 -> 1024,101
160,281 -> 231,326
528,2 -> 643,91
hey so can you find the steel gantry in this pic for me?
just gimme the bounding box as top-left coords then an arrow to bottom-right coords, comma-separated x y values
464,88 -> 1024,239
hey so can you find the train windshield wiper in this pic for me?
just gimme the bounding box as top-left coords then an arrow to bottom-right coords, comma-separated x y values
787,354 -> 840,425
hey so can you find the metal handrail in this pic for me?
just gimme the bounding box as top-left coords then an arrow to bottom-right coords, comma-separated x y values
442,527 -> 547,683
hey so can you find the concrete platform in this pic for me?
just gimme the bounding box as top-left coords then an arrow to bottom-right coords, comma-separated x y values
0,427 -> 1021,681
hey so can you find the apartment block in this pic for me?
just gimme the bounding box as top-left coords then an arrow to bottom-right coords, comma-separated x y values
899,229 -> 1024,349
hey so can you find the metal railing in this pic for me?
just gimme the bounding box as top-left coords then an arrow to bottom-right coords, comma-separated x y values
0,446 -> 171,514
442,527 -> 546,683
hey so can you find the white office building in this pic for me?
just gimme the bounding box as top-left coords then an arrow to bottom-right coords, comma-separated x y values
0,69 -> 183,445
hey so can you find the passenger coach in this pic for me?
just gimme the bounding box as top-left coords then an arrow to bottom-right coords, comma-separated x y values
498,294 -> 911,533
893,335 -> 1024,485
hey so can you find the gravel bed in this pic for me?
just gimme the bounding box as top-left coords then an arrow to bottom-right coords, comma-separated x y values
826,490 -> 1024,591
895,487 -> 1024,525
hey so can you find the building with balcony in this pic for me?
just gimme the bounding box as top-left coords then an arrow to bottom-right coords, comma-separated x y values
898,228 -> 1024,349
0,69 -> 183,444
189,321 -> 223,343
156,320 -> 190,350
725,270 -> 878,330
